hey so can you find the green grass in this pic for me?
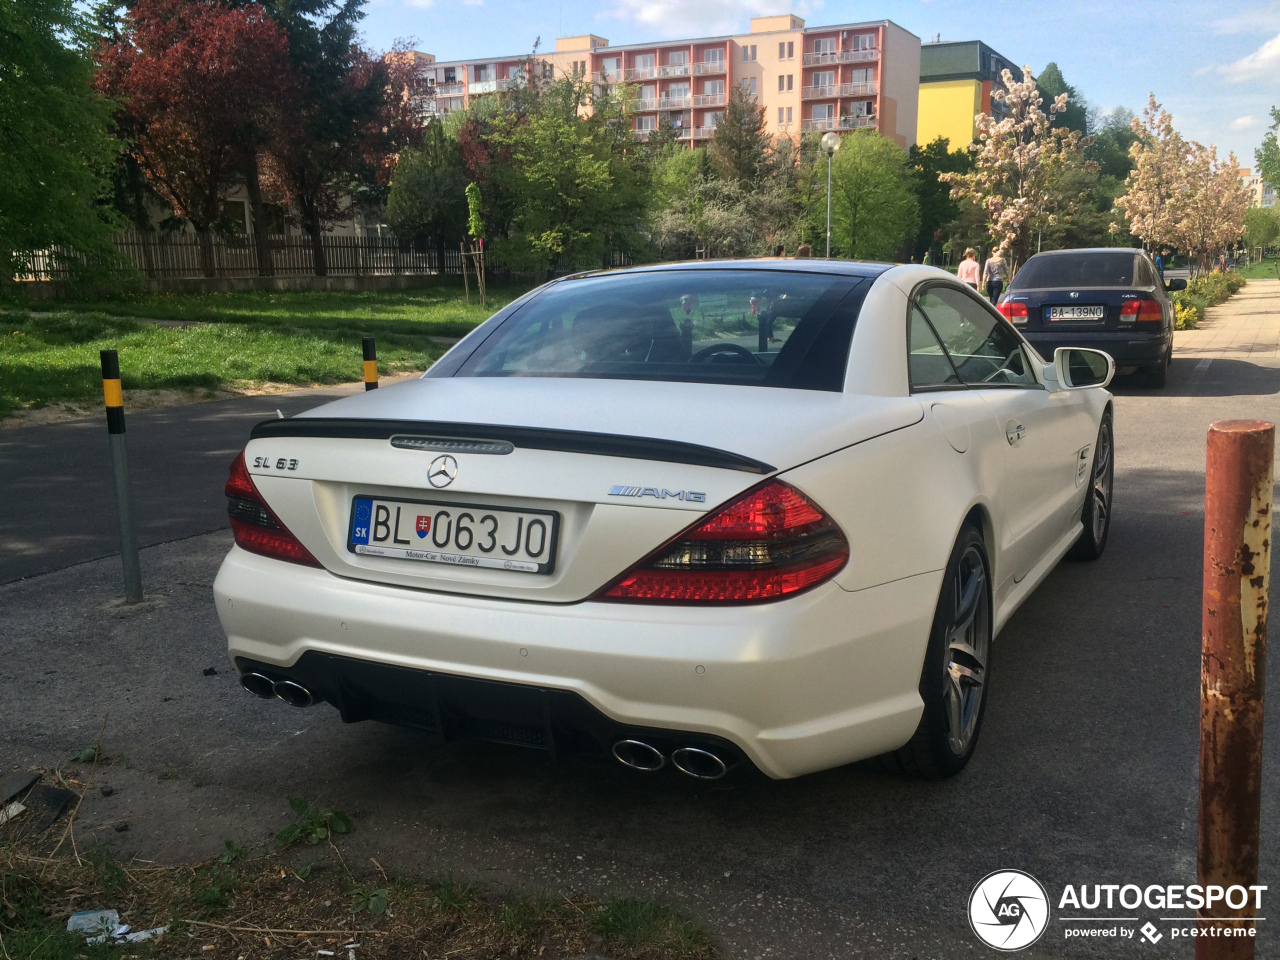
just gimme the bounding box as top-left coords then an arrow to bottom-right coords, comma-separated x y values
1236,258 -> 1280,280
56,283 -> 525,337
593,896 -> 718,954
0,283 -> 531,417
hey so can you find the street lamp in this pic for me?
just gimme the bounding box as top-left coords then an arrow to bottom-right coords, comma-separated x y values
820,131 -> 841,258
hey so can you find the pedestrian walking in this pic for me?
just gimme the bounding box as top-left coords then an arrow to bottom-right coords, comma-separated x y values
982,245 -> 1009,303
1154,251 -> 1165,278
922,250 -> 932,267
957,248 -> 980,289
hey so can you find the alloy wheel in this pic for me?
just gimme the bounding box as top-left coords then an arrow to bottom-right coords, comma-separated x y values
943,545 -> 990,756
1090,422 -> 1113,544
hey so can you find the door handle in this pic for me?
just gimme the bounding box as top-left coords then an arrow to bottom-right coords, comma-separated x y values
1005,422 -> 1026,445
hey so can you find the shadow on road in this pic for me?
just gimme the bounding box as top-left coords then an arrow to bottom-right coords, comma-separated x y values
1109,357 -> 1280,398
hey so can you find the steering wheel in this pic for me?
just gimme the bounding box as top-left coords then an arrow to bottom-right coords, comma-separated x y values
981,348 -> 1024,384
690,342 -> 763,365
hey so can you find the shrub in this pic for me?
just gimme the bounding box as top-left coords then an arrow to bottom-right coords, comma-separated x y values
1172,269 -> 1244,329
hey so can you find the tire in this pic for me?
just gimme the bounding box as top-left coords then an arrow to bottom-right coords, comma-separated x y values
1068,411 -> 1114,561
1144,348 -> 1169,388
882,524 -> 992,778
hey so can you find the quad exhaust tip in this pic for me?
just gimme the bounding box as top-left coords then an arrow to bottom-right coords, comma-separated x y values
671,746 -> 728,780
239,672 -> 276,699
239,673 -> 314,707
273,680 -> 314,708
612,739 -> 666,772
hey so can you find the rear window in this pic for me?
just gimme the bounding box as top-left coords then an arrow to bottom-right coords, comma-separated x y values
1010,253 -> 1136,290
444,270 -> 866,391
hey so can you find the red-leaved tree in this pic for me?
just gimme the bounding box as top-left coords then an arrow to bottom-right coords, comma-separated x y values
98,0 -> 292,275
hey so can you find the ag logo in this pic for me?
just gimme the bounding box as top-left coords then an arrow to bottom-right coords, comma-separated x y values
428,455 -> 458,488
968,870 -> 1049,951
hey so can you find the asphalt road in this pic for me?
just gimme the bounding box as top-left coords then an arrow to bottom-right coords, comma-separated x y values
5,310 -> 1280,957
0,386 -> 360,583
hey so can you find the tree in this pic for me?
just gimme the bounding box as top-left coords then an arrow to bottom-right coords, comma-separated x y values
708,84 -> 771,184
0,0 -> 118,281
1257,106 -> 1280,198
1176,143 -> 1251,273
97,0 -> 292,276
1087,107 -> 1139,182
479,77 -> 650,276
907,136 -> 972,261
1244,206 -> 1280,256
1114,96 -> 1190,254
257,0 -> 387,275
814,130 -> 919,261
385,119 -> 468,262
943,66 -> 1095,268
1034,62 -> 1088,134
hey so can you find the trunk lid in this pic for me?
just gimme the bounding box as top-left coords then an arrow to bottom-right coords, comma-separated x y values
242,377 -> 922,602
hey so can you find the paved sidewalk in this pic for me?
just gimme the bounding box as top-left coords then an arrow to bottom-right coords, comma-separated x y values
1174,278 -> 1280,360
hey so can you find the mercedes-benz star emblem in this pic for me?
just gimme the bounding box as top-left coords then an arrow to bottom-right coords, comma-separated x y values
428,454 -> 458,488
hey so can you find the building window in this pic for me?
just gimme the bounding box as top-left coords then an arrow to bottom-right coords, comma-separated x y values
601,56 -> 621,79
704,48 -> 723,63
705,79 -> 724,96
812,104 -> 834,121
706,111 -> 723,128
779,41 -> 786,59
778,75 -> 785,93
850,33 -> 876,50
813,38 -> 835,55
636,115 -> 656,132
741,77 -> 757,96
787,107 -> 793,123
812,70 -> 835,91
787,41 -> 794,59
778,107 -> 784,124
787,74 -> 793,91
742,44 -> 756,62
668,50 -> 688,66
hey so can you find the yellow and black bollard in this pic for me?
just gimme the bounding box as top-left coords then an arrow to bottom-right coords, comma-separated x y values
362,337 -> 378,391
101,349 -> 143,603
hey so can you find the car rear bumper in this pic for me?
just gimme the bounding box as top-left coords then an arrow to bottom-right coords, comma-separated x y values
1022,330 -> 1170,366
214,546 -> 941,779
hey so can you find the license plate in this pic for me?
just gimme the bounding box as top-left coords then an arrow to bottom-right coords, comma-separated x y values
1047,305 -> 1106,320
348,497 -> 558,574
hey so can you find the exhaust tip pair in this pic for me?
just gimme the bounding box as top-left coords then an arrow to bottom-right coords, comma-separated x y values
612,739 -> 728,780
239,672 -> 313,708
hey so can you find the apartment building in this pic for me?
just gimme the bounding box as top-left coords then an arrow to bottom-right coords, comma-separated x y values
917,40 -> 1018,150
392,14 -> 920,148
1239,168 -> 1278,209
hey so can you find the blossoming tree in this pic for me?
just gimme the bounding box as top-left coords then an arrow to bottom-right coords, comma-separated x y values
942,66 -> 1094,269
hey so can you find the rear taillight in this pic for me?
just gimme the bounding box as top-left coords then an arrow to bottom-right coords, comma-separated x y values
225,452 -> 321,567
598,480 -> 849,603
1120,298 -> 1163,322
997,300 -> 1029,322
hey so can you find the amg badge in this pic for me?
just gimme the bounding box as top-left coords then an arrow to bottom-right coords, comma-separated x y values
609,486 -> 706,503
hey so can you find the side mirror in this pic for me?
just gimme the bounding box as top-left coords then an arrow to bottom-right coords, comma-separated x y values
1165,278 -> 1187,292
1054,347 -> 1115,390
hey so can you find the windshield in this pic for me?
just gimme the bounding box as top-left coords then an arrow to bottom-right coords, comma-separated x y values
447,270 -> 866,391
1010,253 -> 1136,289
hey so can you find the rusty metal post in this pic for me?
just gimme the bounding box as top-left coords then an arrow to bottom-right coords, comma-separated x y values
1198,419 -> 1273,959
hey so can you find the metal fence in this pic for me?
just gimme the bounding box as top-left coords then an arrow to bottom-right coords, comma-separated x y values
17,231 -> 462,281
15,231 -> 633,282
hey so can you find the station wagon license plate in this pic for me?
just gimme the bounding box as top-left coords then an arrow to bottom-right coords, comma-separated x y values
1047,305 -> 1106,320
348,497 -> 558,574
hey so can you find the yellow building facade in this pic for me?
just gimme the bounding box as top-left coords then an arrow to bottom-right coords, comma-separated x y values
916,40 -> 1017,151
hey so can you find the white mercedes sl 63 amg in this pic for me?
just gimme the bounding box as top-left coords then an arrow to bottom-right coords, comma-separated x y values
214,260 -> 1115,780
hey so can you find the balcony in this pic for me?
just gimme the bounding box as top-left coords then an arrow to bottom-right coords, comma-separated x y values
434,82 -> 465,96
657,63 -> 691,78
692,125 -> 718,139
468,79 -> 497,95
839,114 -> 876,129
655,95 -> 691,109
624,67 -> 656,81
802,48 -> 879,66
692,93 -> 725,107
800,81 -> 878,100
801,117 -> 836,132
628,98 -> 658,112
693,61 -> 726,75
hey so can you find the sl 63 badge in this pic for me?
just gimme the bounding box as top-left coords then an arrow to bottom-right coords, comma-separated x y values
252,455 -> 299,471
